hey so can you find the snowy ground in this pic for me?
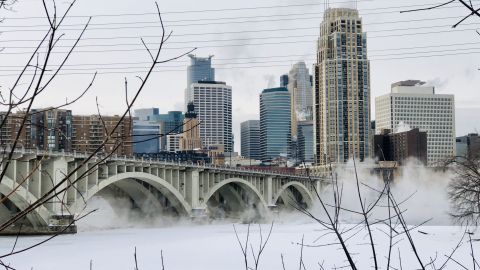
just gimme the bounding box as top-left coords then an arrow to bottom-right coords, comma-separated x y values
0,220 -> 477,270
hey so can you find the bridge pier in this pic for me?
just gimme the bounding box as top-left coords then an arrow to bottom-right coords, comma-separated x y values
266,177 -> 275,208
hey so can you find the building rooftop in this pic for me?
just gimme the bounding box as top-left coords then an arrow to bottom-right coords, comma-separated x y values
192,81 -> 226,85
324,7 -> 359,20
391,80 -> 435,95
262,87 -> 288,94
188,54 -> 214,61
391,80 -> 426,88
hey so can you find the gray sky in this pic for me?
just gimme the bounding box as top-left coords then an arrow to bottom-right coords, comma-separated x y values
1,0 -> 480,151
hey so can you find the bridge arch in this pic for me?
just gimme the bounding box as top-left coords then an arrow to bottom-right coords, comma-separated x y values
70,172 -> 191,215
203,178 -> 269,215
273,181 -> 314,209
0,176 -> 50,227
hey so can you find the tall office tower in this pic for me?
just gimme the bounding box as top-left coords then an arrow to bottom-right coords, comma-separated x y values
185,54 -> 215,110
132,120 -> 162,154
180,103 -> 203,151
298,120 -> 315,163
376,80 -> 455,166
313,8 -> 371,165
189,81 -> 233,153
72,115 -> 132,156
240,120 -> 261,160
260,87 -> 292,162
287,61 -> 313,138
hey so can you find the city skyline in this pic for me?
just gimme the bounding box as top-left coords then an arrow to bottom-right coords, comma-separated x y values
0,1 -> 479,154
1,2 -> 480,268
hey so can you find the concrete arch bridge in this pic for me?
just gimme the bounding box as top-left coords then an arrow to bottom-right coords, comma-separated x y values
0,151 -> 325,232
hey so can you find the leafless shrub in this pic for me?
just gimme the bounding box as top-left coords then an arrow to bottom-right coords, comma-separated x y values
445,156 -> 480,226
233,222 -> 274,270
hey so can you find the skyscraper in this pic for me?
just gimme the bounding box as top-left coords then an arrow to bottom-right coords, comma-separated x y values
287,61 -> 313,138
189,81 -> 233,153
260,87 -> 291,162
185,54 -> 215,110
376,80 -> 455,166
314,8 -> 371,165
240,120 -> 261,160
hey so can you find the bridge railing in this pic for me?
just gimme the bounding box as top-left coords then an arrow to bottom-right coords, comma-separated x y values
2,148 -> 320,180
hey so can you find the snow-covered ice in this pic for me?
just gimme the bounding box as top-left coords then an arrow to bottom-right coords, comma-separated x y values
0,221 -> 477,270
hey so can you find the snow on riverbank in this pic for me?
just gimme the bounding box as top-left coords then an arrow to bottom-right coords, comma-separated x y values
0,222 -> 477,270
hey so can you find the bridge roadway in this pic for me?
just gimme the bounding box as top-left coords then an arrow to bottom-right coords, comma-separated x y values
0,149 -> 326,231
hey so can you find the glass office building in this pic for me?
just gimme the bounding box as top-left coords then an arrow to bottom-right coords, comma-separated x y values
133,121 -> 162,154
241,120 -> 261,160
133,109 -> 184,152
260,87 -> 292,162
157,111 -> 184,134
298,120 -> 314,163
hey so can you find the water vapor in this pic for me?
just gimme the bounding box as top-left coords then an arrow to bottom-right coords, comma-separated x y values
302,159 -> 454,226
77,159 -> 455,232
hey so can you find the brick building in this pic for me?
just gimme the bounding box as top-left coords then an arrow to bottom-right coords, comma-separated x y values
72,115 -> 133,156
374,128 -> 427,165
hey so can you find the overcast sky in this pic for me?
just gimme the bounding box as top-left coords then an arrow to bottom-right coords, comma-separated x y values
1,0 -> 479,152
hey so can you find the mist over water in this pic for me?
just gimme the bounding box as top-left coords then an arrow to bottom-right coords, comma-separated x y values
77,160 -> 455,231
311,159 -> 454,226
76,195 -> 188,231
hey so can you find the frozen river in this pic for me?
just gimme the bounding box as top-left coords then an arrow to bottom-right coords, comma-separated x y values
0,221 -> 477,270
1,165 -> 476,269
